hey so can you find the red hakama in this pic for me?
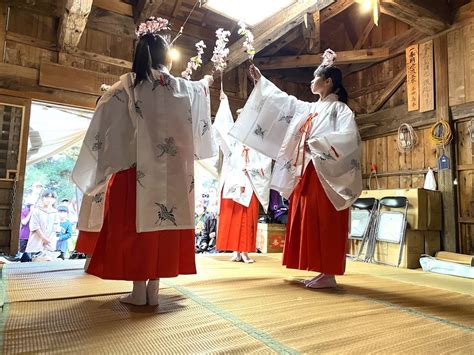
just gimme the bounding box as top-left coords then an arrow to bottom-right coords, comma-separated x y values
75,168 -> 196,281
283,163 -> 349,275
216,193 -> 259,252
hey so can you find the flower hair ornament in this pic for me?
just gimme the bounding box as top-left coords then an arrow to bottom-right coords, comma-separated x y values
321,48 -> 337,67
135,17 -> 170,38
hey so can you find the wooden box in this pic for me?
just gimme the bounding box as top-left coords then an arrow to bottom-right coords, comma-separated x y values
256,223 -> 286,253
359,189 -> 442,231
348,230 -> 441,269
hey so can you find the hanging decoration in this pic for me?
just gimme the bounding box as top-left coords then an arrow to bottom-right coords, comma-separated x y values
238,20 -> 255,61
181,41 -> 207,80
211,28 -> 231,73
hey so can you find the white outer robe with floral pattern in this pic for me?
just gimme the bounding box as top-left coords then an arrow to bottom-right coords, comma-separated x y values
229,76 -> 362,211
73,68 -> 217,232
213,95 -> 272,212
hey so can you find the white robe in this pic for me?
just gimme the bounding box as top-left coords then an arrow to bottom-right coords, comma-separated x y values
213,95 -> 272,212
73,67 -> 217,233
230,77 -> 362,211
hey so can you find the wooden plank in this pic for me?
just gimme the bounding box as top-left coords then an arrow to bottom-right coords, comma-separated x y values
202,0 -> 335,75
237,66 -> 248,99
452,101 -> 474,121
320,0 -> 354,24
92,0 -> 132,16
65,47 -> 133,68
303,11 -> 320,54
354,18 -> 375,50
133,0 -> 164,24
386,133 -> 400,188
5,0 -> 61,17
419,40 -> 435,112
259,27 -> 302,57
447,28 -> 466,106
405,44 -> 419,111
376,137 -> 388,188
39,62 -> 118,95
6,32 -> 57,51
58,0 -> 94,50
435,34 -> 457,252
463,23 -> 474,103
0,0 -> 7,62
380,0 -> 450,35
456,121 -> 473,166
367,68 -> 406,113
255,48 -> 389,70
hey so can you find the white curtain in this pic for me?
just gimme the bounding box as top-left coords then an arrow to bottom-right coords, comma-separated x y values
27,103 -> 92,165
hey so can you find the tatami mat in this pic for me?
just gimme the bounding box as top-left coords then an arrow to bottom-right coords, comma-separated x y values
1,255 -> 472,354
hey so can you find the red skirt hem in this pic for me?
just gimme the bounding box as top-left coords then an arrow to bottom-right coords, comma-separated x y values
282,163 -> 349,275
78,168 -> 196,281
216,193 -> 259,252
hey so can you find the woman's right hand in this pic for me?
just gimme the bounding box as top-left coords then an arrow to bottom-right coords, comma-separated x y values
249,65 -> 262,82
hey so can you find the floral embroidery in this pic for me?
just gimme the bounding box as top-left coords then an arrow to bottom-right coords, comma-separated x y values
92,133 -> 103,151
157,137 -> 178,157
93,192 -> 104,204
253,124 -> 266,140
112,89 -> 125,103
201,120 -> 210,136
280,160 -> 294,173
135,100 -> 144,119
155,203 -> 177,226
227,184 -> 239,194
278,115 -> 293,124
136,170 -> 145,188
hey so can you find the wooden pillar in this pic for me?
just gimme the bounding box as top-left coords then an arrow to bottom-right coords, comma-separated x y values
434,34 -> 457,252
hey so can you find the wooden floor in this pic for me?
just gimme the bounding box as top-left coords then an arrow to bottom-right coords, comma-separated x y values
1,255 -> 473,354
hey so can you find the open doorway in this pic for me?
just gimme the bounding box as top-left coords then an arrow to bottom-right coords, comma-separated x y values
18,102 -> 92,262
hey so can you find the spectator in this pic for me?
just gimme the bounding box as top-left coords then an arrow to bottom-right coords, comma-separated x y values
19,203 -> 33,254
56,205 -> 73,259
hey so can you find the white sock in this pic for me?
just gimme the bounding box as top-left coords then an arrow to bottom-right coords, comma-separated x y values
147,279 -> 160,306
120,281 -> 147,305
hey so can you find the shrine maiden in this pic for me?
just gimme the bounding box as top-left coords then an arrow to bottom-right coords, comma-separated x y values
72,18 -> 216,306
213,95 -> 272,263
231,50 -> 362,288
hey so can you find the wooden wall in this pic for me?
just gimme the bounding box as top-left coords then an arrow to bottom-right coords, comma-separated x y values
352,7 -> 474,254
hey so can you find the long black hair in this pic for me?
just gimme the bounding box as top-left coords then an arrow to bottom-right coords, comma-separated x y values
314,65 -> 348,104
132,33 -> 170,87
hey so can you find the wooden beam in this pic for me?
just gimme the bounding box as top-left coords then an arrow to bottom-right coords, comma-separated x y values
255,48 -> 389,70
88,6 -> 216,42
58,0 -> 94,51
380,0 -> 450,35
434,34 -> 457,252
6,32 -> 58,51
202,0 -> 335,74
356,100 -> 474,138
356,104 -> 436,138
172,0 -> 183,17
367,69 -> 406,113
259,27 -> 302,56
0,0 -> 7,62
92,0 -> 132,16
354,18 -> 375,50
5,0 -> 61,17
64,48 -> 133,68
133,0 -> 164,24
303,11 -> 321,53
342,12 -> 358,48
320,0 -> 355,23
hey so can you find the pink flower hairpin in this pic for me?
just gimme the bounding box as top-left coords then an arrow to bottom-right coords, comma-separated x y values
135,17 -> 170,38
321,49 -> 337,66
